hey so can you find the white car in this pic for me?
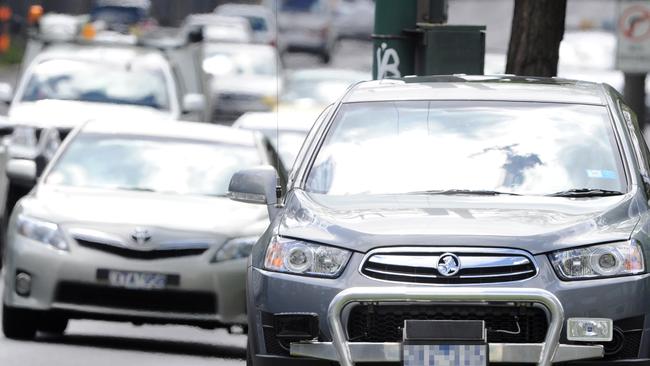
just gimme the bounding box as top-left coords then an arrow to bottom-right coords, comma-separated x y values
184,14 -> 253,44
204,43 -> 282,121
2,120 -> 285,339
214,4 -> 278,47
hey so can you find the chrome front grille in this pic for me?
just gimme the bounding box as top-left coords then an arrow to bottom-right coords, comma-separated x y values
360,247 -> 537,284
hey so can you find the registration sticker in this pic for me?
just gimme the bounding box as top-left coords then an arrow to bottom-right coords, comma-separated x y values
586,169 -> 618,179
403,344 -> 487,366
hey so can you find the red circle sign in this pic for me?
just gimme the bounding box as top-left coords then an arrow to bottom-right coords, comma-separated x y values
620,4 -> 650,41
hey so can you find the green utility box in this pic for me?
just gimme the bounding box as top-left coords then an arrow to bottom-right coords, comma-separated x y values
416,24 -> 486,75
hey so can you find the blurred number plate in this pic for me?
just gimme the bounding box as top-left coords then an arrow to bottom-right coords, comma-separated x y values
107,270 -> 167,290
403,344 -> 487,366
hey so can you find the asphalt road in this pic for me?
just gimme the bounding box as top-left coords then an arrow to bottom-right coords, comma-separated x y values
0,38 -> 372,366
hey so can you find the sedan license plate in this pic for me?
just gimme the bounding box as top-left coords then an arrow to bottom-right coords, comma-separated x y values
403,344 -> 487,366
106,270 -> 167,290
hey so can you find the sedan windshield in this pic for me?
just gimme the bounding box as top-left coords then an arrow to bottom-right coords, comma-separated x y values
306,101 -> 626,196
46,134 -> 261,197
21,59 -> 170,110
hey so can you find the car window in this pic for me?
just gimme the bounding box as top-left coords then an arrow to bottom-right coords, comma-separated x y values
46,134 -> 262,197
305,101 -> 626,196
21,58 -> 171,110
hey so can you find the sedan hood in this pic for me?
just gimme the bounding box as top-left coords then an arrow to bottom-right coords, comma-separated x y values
23,186 -> 268,238
279,190 -> 644,254
9,100 -> 174,129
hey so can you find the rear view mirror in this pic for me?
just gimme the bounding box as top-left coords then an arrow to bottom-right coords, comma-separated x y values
182,93 -> 206,114
0,82 -> 13,105
6,159 -> 36,187
228,165 -> 280,219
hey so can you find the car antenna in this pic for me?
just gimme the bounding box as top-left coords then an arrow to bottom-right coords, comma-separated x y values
274,0 -> 283,208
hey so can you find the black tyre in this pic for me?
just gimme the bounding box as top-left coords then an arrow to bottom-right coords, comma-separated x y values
38,314 -> 68,335
0,182 -> 29,268
2,304 -> 37,340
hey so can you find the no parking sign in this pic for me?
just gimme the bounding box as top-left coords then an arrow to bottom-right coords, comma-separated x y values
617,0 -> 650,72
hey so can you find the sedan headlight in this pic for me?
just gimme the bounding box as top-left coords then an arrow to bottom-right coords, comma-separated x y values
212,236 -> 259,262
16,214 -> 68,251
264,236 -> 351,278
549,241 -> 644,280
11,126 -> 37,148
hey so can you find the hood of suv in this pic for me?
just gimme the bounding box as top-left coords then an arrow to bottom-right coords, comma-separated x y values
9,100 -> 175,129
20,185 -> 268,240
279,189 -> 644,255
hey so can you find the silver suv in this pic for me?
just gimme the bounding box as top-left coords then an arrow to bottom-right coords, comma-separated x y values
230,76 -> 650,366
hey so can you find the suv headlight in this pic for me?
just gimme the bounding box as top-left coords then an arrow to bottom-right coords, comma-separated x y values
212,236 -> 259,262
11,126 -> 37,148
16,214 -> 68,251
549,241 -> 644,280
264,236 -> 351,278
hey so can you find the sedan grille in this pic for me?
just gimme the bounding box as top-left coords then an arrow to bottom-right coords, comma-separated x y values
361,248 -> 537,284
347,303 -> 548,343
75,238 -> 209,260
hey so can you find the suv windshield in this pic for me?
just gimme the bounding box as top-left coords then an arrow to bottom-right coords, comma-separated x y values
21,58 -> 170,110
306,101 -> 626,196
46,134 -> 261,197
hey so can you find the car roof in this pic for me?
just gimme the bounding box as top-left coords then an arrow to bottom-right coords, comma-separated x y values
215,4 -> 273,18
343,75 -> 608,105
81,120 -> 258,146
35,42 -> 167,66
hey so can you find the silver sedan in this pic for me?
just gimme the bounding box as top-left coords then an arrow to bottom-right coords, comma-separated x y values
2,120 -> 284,339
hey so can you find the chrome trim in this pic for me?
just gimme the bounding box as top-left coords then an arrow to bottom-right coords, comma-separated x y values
359,247 -> 539,284
291,342 -> 603,363
368,254 -> 530,269
324,287 -> 565,366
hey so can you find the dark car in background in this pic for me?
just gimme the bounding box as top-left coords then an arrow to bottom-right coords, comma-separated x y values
230,76 -> 650,365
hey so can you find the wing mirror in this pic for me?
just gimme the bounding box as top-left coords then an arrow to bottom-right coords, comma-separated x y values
182,93 -> 206,114
0,82 -> 13,105
228,165 -> 280,220
6,159 -> 37,187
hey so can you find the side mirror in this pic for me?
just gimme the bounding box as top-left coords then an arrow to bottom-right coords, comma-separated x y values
182,93 -> 206,114
6,159 -> 36,187
187,25 -> 204,44
0,82 -> 13,105
228,165 -> 279,219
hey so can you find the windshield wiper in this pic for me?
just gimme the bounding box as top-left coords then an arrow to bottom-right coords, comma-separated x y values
407,189 -> 521,196
547,188 -> 624,197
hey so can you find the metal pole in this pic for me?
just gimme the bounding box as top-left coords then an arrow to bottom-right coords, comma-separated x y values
624,73 -> 647,130
372,0 -> 417,79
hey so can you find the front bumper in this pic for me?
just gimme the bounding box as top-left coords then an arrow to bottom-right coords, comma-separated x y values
291,287 -> 600,366
4,233 -> 248,326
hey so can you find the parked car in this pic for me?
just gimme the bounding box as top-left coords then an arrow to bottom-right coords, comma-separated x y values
204,43 -> 281,122
214,4 -> 278,47
2,120 -> 286,339
231,75 -> 650,365
264,0 -> 338,63
90,0 -> 157,34
184,14 -> 253,44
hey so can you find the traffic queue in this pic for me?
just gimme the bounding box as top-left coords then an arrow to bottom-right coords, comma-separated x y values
0,1 -> 367,341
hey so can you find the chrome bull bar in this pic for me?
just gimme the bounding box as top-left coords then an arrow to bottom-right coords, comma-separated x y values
290,287 -> 604,366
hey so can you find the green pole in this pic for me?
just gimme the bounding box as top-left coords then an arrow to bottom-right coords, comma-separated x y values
372,0 -> 418,79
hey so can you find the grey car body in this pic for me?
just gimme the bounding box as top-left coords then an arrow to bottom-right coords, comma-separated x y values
2,120 -> 285,339
236,76 -> 650,365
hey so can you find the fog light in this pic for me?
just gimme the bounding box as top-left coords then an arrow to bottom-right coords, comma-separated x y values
567,318 -> 613,342
15,272 -> 31,297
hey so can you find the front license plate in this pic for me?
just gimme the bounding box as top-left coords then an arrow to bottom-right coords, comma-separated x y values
106,270 -> 167,290
403,344 -> 487,366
